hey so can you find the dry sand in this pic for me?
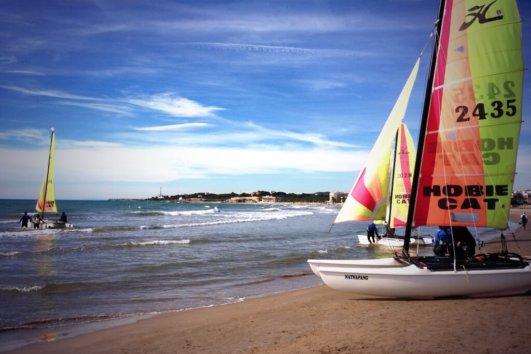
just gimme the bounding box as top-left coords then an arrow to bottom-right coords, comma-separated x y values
7,207 -> 531,354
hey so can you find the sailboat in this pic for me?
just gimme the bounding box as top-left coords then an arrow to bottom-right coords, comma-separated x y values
353,122 -> 433,247
308,0 -> 531,298
332,57 -> 432,248
35,128 -> 73,229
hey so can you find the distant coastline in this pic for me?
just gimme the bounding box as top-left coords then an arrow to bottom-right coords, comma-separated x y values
111,191 -> 347,205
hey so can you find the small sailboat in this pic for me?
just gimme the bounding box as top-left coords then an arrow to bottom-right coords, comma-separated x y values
35,128 -> 73,229
309,0 -> 531,298
332,57 -> 431,248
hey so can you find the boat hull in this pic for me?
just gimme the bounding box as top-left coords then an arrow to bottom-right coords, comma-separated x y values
307,257 -> 531,298
41,221 -> 74,229
357,234 -> 433,247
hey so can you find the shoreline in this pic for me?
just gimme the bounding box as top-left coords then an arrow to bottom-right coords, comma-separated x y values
5,206 -> 531,354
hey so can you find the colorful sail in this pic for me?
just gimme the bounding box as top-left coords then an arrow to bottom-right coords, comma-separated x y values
413,0 -> 523,229
36,129 -> 57,214
389,123 -> 415,228
334,59 -> 420,224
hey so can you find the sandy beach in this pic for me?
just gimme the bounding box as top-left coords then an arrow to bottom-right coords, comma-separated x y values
7,207 -> 531,354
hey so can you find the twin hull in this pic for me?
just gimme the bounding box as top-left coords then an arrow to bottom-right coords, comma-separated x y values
357,234 -> 433,248
307,258 -> 531,298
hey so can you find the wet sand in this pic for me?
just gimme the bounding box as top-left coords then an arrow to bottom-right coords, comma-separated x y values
7,207 -> 531,354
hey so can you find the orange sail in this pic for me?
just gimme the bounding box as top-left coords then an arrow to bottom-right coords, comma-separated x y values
412,0 -> 523,229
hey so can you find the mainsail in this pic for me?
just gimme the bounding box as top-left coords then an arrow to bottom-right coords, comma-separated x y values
36,129 -> 57,214
334,59 -> 420,224
410,0 -> 523,230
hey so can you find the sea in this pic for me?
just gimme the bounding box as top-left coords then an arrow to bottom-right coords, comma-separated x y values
1,199 -> 512,351
1,199 -> 405,351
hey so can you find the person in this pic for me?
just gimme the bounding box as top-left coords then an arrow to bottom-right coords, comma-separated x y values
384,224 -> 395,238
33,214 -> 41,229
450,226 -> 476,260
521,212 -> 528,230
59,211 -> 67,224
19,211 -> 32,228
433,226 -> 450,256
367,222 -> 379,244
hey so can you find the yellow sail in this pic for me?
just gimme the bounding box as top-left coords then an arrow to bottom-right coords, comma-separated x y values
334,59 -> 419,224
388,123 -> 415,228
36,129 -> 57,214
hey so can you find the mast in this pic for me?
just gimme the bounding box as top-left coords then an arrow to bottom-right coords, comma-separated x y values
403,0 -> 446,255
386,128 -> 400,227
41,128 -> 55,218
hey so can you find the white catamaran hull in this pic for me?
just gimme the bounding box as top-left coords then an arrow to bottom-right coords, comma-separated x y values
307,258 -> 531,298
41,221 -> 74,229
357,234 -> 433,247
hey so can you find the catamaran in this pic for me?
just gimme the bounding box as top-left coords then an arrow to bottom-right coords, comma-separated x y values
35,128 -> 73,229
308,0 -> 531,298
332,59 -> 432,249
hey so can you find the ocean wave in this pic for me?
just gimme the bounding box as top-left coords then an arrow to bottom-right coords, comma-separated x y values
124,240 -> 191,247
0,285 -> 44,293
92,225 -> 139,233
131,208 -> 220,217
154,210 -> 314,229
0,313 -> 121,332
0,251 -> 21,257
0,229 -> 58,238
2,239 -> 193,257
262,207 -> 282,212
162,208 -> 219,216
71,239 -> 192,253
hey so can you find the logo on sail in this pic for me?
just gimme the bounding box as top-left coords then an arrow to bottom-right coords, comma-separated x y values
460,0 -> 504,31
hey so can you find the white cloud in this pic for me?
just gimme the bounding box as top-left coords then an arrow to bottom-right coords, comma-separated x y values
0,85 -> 101,101
135,122 -> 211,131
0,145 -> 367,186
244,122 -> 357,148
189,42 -> 369,58
58,101 -> 133,116
0,129 -> 51,145
129,94 -> 224,118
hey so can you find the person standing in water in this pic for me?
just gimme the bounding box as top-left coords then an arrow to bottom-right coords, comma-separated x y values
19,212 -> 32,228
367,222 -> 379,244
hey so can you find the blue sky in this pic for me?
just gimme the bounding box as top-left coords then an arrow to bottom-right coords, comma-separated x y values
1,0 -> 530,200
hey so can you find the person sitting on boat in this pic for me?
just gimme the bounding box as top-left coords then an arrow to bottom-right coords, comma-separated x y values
19,211 -> 32,228
367,222 -> 380,244
59,211 -> 68,224
33,214 -> 41,229
433,226 -> 450,256
384,225 -> 395,238
450,226 -> 476,260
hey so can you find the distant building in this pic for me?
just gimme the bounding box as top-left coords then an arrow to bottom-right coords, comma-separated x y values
228,196 -> 260,203
329,192 -> 347,204
261,195 -> 277,203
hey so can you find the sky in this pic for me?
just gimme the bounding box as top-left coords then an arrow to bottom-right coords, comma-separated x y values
0,0 -> 530,200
